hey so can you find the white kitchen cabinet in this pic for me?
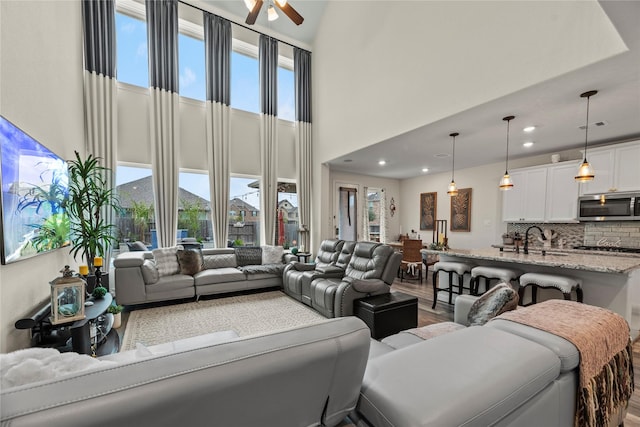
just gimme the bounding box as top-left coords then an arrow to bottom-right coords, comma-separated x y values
502,167 -> 547,222
545,162 -> 580,222
580,140 -> 640,194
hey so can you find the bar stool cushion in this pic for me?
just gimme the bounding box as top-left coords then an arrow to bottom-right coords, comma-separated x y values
433,261 -> 473,275
519,273 -> 581,294
468,282 -> 519,326
471,266 -> 521,283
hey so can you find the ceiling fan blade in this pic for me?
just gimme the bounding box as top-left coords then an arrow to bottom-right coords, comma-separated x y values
276,1 -> 304,25
245,0 -> 264,25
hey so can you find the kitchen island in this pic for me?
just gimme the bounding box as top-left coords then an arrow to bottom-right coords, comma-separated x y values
421,247 -> 640,331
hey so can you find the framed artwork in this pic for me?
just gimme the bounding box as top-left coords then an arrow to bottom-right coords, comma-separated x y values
419,192 -> 437,230
450,188 -> 472,232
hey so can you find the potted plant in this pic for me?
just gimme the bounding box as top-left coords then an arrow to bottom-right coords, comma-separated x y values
106,303 -> 124,329
66,151 -> 121,274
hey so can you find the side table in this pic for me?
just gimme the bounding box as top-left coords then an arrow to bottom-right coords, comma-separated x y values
354,292 -> 418,340
296,252 -> 312,263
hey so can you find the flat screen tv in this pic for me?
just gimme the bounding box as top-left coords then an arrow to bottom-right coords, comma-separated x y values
0,116 -> 69,264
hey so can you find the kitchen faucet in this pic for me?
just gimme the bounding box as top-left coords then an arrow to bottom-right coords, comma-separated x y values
524,226 -> 546,255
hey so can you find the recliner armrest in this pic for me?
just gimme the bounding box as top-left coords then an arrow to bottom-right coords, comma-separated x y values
290,262 -> 316,271
314,265 -> 344,275
347,277 -> 387,293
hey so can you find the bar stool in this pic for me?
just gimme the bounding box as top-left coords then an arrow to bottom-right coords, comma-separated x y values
518,272 -> 583,307
470,266 -> 522,295
432,261 -> 474,309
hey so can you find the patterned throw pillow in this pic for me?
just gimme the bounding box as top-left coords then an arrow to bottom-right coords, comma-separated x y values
203,253 -> 237,269
141,260 -> 159,284
152,246 -> 183,277
177,249 -> 203,276
261,245 -> 284,265
467,282 -> 519,326
235,247 -> 262,267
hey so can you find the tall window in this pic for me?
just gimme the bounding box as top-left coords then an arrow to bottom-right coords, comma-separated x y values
229,176 -> 261,246
178,33 -> 205,101
115,165 -> 153,250
178,171 -> 211,243
277,183 -> 298,247
367,189 -> 382,242
115,12 -> 149,88
278,67 -> 294,122
231,51 -> 259,114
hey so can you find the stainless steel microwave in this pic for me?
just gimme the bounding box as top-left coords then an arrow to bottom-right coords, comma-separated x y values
578,192 -> 640,221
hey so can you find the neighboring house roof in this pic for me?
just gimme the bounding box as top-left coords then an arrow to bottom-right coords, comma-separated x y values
229,197 -> 259,212
117,176 -> 210,211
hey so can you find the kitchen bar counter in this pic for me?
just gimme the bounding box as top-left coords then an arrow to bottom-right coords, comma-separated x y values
421,247 -> 640,332
421,247 -> 640,274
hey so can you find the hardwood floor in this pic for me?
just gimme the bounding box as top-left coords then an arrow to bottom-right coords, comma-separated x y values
390,267 -> 640,427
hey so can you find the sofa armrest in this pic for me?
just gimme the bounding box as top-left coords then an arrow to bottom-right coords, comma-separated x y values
114,253 -> 150,305
334,278 -> 389,317
113,251 -> 150,268
283,253 -> 297,263
454,295 -> 478,326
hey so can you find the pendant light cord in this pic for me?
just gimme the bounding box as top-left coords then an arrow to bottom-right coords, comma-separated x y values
505,119 -> 510,174
584,95 -> 591,162
451,133 -> 456,181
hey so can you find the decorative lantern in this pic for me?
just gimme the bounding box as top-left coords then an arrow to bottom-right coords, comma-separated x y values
50,265 -> 86,325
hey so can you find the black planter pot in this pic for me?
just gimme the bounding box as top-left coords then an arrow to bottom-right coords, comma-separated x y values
85,273 -> 109,294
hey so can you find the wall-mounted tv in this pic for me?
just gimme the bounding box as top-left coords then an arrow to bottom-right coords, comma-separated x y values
0,116 -> 69,265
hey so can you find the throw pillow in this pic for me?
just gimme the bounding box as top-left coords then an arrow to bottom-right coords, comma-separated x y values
141,259 -> 160,284
467,282 -> 519,326
203,253 -> 237,269
152,245 -> 183,277
261,245 -> 284,264
126,241 -> 148,251
235,247 -> 262,266
177,248 -> 203,276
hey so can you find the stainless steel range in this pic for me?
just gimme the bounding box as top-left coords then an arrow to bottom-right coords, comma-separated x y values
573,245 -> 640,254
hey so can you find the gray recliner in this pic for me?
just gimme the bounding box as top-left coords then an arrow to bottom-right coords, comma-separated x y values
283,239 -> 347,304
309,242 -> 402,318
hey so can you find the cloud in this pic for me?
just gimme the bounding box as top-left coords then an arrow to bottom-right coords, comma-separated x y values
180,67 -> 196,88
120,22 -> 136,34
136,42 -> 147,59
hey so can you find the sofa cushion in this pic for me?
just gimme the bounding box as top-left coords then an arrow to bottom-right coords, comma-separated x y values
177,248 -> 203,276
141,260 -> 160,285
239,264 -> 285,280
235,247 -> 262,266
203,253 -> 237,269
152,246 -> 183,277
194,267 -> 246,286
261,245 -> 284,264
467,282 -> 518,326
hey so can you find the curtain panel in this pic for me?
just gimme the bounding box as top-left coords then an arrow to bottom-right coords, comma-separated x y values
146,0 -> 180,249
82,0 -> 117,264
259,35 -> 279,245
294,47 -> 312,251
204,13 -> 231,248
361,186 -> 370,241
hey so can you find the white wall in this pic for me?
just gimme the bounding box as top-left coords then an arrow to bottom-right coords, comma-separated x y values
0,0 -> 85,352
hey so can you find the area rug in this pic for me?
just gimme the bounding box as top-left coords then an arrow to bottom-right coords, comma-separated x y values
120,291 -> 327,351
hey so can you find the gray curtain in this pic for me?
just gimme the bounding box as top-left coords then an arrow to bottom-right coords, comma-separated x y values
146,0 -> 180,248
204,13 -> 231,248
294,47 -> 312,251
82,0 -> 117,268
259,35 -> 278,245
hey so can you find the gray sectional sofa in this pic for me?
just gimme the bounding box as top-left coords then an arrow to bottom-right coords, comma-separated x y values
114,247 -> 296,306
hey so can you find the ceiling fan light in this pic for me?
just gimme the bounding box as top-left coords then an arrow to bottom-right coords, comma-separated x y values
499,173 -> 514,190
575,160 -> 595,182
447,180 -> 458,196
267,5 -> 279,20
275,0 -> 287,6
244,0 -> 256,11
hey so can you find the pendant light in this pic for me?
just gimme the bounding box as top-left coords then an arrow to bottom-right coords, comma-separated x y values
575,90 -> 597,182
499,115 -> 515,190
267,4 -> 279,21
447,132 -> 459,196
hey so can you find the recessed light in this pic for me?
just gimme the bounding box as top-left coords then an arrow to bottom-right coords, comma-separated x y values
434,153 -> 450,158
422,168 -> 429,173
523,141 -> 534,148
523,126 -> 536,132
378,160 -> 386,166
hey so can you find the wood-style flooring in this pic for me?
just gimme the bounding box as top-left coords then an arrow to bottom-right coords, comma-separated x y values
390,267 -> 640,427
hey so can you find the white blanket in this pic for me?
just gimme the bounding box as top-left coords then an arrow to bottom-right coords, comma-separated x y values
1,347 -> 116,389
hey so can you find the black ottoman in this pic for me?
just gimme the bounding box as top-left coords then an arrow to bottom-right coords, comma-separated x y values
354,292 -> 418,340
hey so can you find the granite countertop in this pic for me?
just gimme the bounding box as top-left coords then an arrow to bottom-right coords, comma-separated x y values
421,247 -> 640,274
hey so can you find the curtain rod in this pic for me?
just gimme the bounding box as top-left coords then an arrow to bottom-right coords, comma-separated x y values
177,0 -> 309,52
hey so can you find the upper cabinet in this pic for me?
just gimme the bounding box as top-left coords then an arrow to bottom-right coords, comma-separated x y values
503,162 -> 580,223
579,140 -> 640,195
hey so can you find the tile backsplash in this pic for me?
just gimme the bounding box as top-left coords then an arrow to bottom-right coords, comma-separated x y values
506,221 -> 640,248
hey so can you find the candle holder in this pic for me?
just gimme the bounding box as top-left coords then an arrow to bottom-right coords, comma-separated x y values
94,266 -> 102,288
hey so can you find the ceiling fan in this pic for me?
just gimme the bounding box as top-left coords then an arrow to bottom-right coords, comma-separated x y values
244,0 -> 304,26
